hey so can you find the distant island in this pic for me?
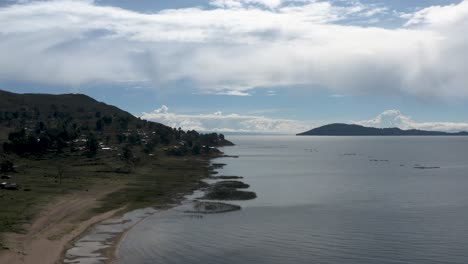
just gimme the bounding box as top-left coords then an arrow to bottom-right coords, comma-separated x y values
297,123 -> 468,136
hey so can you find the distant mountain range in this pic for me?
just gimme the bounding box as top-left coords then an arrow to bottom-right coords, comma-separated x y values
297,123 -> 468,136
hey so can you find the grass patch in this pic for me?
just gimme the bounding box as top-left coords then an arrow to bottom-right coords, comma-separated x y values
0,148 -> 213,245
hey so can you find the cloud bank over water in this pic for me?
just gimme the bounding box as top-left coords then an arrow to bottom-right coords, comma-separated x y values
142,107 -> 468,134
141,105 -> 309,134
2,0 -> 468,98
355,110 -> 468,132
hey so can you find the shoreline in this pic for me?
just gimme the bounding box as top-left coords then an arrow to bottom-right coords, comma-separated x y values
61,155 -> 225,264
62,204 -> 178,264
0,180 -> 208,264
102,204 -> 178,264
0,188 -> 125,264
101,163 -> 247,263
0,147 -> 230,264
63,155 -> 236,264
59,206 -> 130,264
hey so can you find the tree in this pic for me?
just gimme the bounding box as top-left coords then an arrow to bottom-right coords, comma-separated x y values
192,144 -> 201,155
0,160 -> 14,173
118,117 -> 130,130
8,129 -> 26,142
95,119 -> 103,131
122,144 -> 134,163
102,116 -> 112,125
127,133 -> 141,145
57,164 -> 64,185
143,137 -> 158,154
86,133 -> 98,156
116,133 -> 126,144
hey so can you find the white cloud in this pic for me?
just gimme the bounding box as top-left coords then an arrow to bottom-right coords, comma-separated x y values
354,109 -> 468,132
141,105 -> 309,134
215,90 -> 252,96
330,93 -> 346,98
144,106 -> 468,133
403,1 -> 468,27
0,0 -> 468,98
210,0 -> 284,9
266,90 -> 276,96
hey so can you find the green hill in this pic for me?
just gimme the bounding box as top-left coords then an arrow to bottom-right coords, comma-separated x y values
0,89 -> 231,156
0,90 -> 233,241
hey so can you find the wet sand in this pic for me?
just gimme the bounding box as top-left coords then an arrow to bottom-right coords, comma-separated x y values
0,186 -> 123,264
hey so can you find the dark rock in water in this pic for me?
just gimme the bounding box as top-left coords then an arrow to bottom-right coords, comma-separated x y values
209,175 -> 244,180
211,163 -> 226,168
414,166 -> 440,169
203,187 -> 257,200
209,171 -> 219,175
214,181 -> 249,189
185,201 -> 241,214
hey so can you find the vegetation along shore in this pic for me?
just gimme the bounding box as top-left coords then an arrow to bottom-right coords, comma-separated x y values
0,90 -> 233,263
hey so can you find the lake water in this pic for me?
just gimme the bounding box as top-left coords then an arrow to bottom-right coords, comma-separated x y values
115,136 -> 468,264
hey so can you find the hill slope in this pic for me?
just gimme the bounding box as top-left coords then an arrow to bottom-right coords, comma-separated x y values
297,123 -> 468,136
0,89 -> 231,155
0,90 -> 233,257
0,89 -> 144,136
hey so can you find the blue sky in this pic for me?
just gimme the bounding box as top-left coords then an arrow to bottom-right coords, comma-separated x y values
1,0 -> 468,133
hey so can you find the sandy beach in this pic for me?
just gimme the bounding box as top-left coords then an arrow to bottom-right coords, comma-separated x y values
0,185 -> 124,264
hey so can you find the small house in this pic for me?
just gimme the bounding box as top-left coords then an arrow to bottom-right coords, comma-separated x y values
5,183 -> 19,190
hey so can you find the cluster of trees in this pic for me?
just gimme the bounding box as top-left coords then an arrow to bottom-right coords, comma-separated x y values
0,108 -> 116,133
2,124 -> 228,157
1,105 -> 230,158
164,132 -> 228,156
2,127 -> 74,154
0,159 -> 14,173
0,94 -> 234,160
95,115 -> 113,131
0,111 -> 21,121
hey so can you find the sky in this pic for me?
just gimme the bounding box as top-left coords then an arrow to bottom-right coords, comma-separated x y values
2,0 -> 468,133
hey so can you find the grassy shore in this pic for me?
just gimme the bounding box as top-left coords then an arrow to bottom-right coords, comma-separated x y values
0,147 -> 213,251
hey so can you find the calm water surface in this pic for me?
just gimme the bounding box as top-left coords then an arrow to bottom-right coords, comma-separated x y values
116,136 -> 468,264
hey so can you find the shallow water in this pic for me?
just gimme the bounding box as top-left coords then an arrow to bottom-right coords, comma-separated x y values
64,208 -> 158,264
115,136 -> 468,264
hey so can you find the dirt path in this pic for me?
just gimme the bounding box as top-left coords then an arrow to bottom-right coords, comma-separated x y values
0,185 -> 123,264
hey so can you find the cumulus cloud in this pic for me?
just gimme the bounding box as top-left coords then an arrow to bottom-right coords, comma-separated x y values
403,1 -> 468,27
354,109 -> 468,132
1,0 -> 468,98
210,0 -> 284,9
215,90 -> 252,96
141,105 -> 309,134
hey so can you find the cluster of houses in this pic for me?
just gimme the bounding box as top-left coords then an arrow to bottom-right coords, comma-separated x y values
0,174 -> 18,190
